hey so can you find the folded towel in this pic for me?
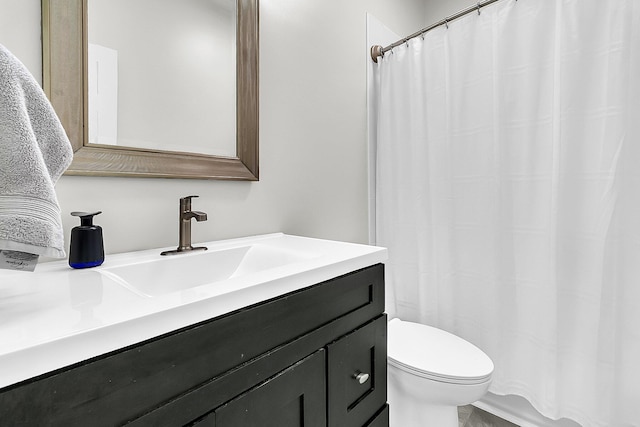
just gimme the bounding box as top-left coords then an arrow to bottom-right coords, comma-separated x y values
0,43 -> 73,258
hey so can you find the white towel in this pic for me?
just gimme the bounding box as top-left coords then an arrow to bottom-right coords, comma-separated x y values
0,43 -> 73,258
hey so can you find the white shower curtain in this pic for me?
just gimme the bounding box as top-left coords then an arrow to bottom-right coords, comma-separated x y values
375,0 -> 640,425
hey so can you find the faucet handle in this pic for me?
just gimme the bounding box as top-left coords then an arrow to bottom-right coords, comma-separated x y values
180,195 -> 199,210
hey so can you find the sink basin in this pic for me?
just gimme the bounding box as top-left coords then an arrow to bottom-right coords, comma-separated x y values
100,243 -> 317,297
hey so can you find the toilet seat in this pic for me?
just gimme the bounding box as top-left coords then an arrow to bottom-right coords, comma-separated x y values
388,318 -> 494,385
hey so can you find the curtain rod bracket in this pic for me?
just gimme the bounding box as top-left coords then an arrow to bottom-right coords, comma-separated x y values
371,45 -> 384,63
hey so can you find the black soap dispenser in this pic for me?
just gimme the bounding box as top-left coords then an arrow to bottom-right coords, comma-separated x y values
69,211 -> 104,269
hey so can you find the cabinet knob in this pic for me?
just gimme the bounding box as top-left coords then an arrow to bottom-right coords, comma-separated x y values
353,372 -> 370,384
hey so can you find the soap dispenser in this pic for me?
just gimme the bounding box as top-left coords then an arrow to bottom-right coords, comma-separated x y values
69,211 -> 104,269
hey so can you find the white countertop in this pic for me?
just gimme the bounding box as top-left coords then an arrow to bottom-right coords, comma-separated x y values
0,233 -> 387,389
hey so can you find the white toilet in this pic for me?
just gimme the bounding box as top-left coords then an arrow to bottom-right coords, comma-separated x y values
387,318 -> 494,427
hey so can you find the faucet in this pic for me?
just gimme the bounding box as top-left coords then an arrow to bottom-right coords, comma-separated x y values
161,195 -> 208,255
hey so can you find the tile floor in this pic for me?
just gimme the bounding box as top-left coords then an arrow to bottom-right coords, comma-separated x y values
459,405 -> 520,427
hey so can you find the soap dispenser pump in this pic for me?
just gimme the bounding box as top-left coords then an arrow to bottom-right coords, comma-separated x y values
69,211 -> 104,269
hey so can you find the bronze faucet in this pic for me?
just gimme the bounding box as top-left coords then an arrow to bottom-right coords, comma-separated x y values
161,196 -> 208,255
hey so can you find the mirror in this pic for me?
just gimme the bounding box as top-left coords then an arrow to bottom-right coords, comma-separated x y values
41,0 -> 258,180
87,0 -> 237,157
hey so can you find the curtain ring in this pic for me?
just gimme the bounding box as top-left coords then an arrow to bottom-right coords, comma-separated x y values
444,18 -> 449,29
477,2 -> 481,14
421,32 -> 425,40
405,38 -> 409,47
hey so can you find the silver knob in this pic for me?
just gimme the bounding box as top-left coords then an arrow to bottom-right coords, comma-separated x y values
354,372 -> 370,384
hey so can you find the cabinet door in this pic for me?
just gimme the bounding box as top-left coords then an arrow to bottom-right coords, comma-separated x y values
327,315 -> 387,427
202,350 -> 326,427
365,405 -> 389,427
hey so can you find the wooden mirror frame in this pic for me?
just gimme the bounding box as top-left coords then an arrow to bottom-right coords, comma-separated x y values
41,0 -> 259,180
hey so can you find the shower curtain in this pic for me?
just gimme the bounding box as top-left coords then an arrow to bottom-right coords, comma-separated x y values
375,0 -> 640,426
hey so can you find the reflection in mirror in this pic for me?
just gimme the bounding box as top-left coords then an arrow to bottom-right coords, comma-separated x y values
42,0 -> 258,180
87,0 -> 237,157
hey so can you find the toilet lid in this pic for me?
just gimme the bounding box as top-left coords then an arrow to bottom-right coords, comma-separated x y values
388,319 -> 494,384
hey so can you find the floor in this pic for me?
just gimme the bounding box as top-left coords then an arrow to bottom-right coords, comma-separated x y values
459,405 -> 520,427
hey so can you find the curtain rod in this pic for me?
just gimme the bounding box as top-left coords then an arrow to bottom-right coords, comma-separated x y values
370,0 -> 506,63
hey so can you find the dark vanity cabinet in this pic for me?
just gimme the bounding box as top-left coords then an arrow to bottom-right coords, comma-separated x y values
0,264 -> 388,427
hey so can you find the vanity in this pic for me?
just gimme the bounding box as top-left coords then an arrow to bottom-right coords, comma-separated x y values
0,234 -> 388,426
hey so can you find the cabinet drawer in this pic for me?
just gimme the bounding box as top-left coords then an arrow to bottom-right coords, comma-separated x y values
327,315 -> 387,427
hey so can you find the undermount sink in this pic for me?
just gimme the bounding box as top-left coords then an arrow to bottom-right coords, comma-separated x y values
101,243 -> 318,297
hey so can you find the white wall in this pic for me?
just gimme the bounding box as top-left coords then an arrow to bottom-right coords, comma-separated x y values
0,1 -> 41,80
0,0 -> 426,256
424,0 -> 477,22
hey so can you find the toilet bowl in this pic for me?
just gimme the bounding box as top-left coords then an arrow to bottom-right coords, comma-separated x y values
387,318 -> 494,427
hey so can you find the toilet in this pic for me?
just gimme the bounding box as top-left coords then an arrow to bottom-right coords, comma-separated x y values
387,318 -> 494,427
